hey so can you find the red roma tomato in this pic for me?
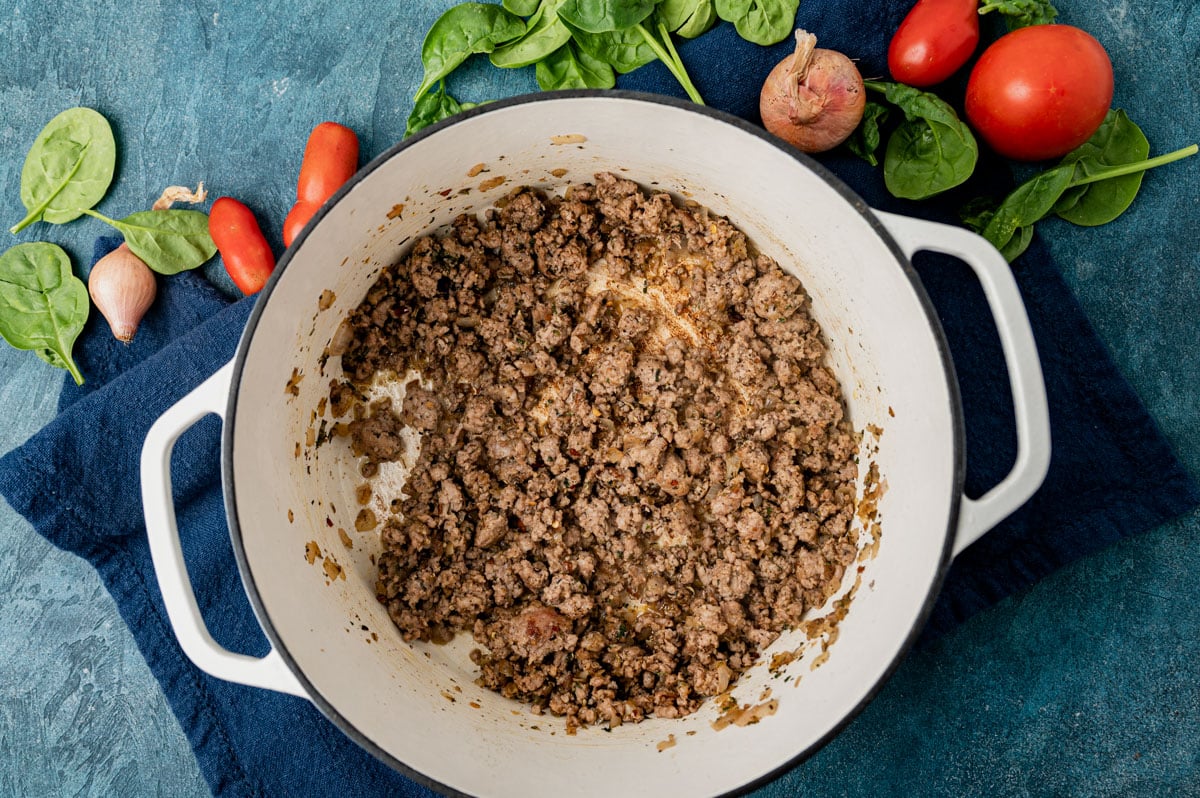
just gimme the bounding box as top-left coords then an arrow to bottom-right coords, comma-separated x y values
209,197 -> 276,295
966,25 -> 1114,161
888,0 -> 980,87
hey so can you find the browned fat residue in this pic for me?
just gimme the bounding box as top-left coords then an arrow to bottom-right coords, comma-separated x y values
711,697 -> 780,731
759,687 -> 773,702
550,168 -> 568,178
305,426 -> 316,447
467,163 -> 487,177
287,509 -> 295,524
318,289 -> 336,311
469,701 -> 482,709
479,175 -> 507,192
316,397 -> 328,418
294,441 -> 302,458
305,541 -> 322,564
338,527 -> 354,549
769,649 -> 798,673
355,507 -> 379,532
441,691 -> 457,703
387,203 -> 405,220
656,734 -> 676,752
323,556 -> 345,582
285,368 -> 303,397
355,483 -> 373,505
550,134 -> 587,145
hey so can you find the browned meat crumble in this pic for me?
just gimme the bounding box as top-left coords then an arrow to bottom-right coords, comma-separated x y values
332,172 -> 858,730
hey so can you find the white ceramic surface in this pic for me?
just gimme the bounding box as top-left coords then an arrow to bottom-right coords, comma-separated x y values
141,93 -> 1050,798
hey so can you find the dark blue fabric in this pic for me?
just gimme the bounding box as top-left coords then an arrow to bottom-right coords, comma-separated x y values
1,9 -> 1196,798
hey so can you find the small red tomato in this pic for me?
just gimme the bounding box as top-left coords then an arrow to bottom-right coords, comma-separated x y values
282,200 -> 321,248
209,197 -> 275,295
888,0 -> 980,87
282,122 -> 359,247
966,25 -> 1114,161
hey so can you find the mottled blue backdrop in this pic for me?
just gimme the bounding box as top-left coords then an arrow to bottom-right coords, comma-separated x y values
1,1 -> 1197,796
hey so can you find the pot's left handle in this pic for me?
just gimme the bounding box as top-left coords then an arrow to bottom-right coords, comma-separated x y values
140,361 -> 307,698
874,211 -> 1052,557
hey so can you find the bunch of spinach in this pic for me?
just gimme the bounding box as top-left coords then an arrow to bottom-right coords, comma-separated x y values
0,242 -> 89,385
860,81 -> 979,200
977,0 -> 1058,31
405,0 -> 801,135
4,106 -> 219,382
965,111 -> 1197,261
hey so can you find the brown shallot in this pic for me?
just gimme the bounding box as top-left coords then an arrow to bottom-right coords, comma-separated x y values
88,243 -> 156,343
760,29 -> 866,153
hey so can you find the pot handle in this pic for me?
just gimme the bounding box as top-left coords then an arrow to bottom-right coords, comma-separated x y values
874,211 -> 1051,557
140,360 -> 307,698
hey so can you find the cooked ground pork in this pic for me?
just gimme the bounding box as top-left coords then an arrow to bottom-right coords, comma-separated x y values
335,173 -> 858,729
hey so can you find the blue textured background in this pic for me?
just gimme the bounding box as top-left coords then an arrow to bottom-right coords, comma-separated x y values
1,1 -> 1197,796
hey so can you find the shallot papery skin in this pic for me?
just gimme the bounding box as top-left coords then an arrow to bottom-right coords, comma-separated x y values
88,243 -> 157,343
760,29 -> 866,153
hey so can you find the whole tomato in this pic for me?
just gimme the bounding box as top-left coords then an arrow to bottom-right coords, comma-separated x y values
888,0 -> 981,87
966,25 -> 1114,161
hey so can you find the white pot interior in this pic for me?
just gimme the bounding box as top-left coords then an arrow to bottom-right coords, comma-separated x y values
227,94 -> 959,797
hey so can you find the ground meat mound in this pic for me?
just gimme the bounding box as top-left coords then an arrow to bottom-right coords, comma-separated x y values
336,173 -> 858,729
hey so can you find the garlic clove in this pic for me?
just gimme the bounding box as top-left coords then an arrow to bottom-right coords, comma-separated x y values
88,242 -> 157,344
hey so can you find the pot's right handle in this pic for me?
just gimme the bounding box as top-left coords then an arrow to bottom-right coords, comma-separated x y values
140,360 -> 307,698
874,211 -> 1051,557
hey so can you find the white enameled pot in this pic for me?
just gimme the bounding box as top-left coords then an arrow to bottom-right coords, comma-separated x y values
141,92 -> 1050,798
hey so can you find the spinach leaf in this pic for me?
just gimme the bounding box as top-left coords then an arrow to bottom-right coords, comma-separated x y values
503,0 -> 541,14
414,3 -> 527,101
492,0 -> 573,68
866,81 -> 978,200
84,209 -> 217,275
10,107 -> 116,234
568,21 -> 658,72
846,101 -> 889,167
536,41 -> 617,89
657,0 -> 717,38
978,0 -> 1058,31
972,111 -> 1196,262
406,82 -> 476,137
1054,110 -> 1149,226
558,0 -> 659,33
713,0 -> 798,46
981,164 -> 1074,259
0,242 -> 88,384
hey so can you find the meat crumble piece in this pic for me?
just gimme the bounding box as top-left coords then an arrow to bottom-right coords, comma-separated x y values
337,173 -> 858,729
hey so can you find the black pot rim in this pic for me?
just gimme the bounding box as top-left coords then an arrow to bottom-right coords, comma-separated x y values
221,89 -> 966,798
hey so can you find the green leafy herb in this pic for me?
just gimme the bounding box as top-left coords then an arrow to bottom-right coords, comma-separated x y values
657,0 -> 717,38
414,3 -> 527,101
10,107 -> 116,234
491,0 -> 573,68
1053,109 -> 1149,226
407,81 -> 482,137
536,41 -> 617,89
976,112 -> 1197,261
557,0 -> 659,33
977,0 -> 1058,31
864,80 -> 979,200
503,0 -> 541,14
713,0 -> 799,46
0,242 -> 89,384
845,101 -> 889,167
82,209 -> 217,275
982,164 -> 1075,260
567,20 -> 658,72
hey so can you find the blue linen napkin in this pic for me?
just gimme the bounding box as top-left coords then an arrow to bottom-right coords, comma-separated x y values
2,10 -> 1197,798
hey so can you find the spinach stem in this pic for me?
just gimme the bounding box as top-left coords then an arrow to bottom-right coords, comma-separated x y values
1069,144 -> 1198,187
79,208 -> 118,228
635,22 -> 704,105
